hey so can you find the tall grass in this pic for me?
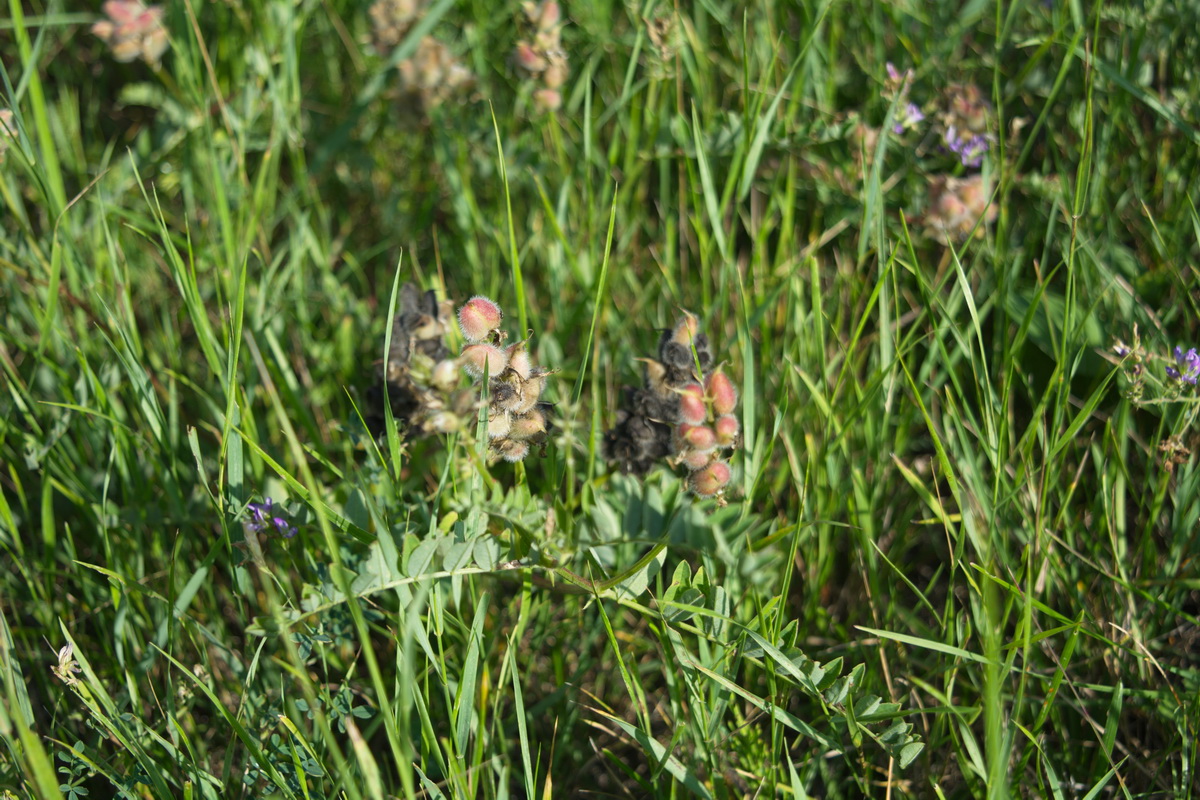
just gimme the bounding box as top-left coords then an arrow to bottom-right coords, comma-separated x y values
2,0 -> 1199,797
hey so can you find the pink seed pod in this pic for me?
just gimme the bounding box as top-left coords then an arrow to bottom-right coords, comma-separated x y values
509,408 -> 547,440
514,41 -> 547,73
538,0 -> 561,29
705,371 -> 737,416
680,424 -> 716,451
506,341 -> 533,379
458,296 -> 503,342
681,449 -> 712,471
677,383 -> 707,426
461,343 -> 508,379
714,414 -> 739,447
533,88 -> 562,112
689,460 -> 731,496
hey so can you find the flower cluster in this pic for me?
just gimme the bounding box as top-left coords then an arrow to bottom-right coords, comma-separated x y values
514,1 -> 569,112
605,313 -> 739,500
366,283 -> 474,437
368,0 -> 472,111
923,174 -> 996,239
884,63 -> 925,135
939,83 -> 994,167
457,296 -> 554,463
91,0 -> 169,67
1166,346 -> 1200,385
0,110 -> 13,164
245,498 -> 298,539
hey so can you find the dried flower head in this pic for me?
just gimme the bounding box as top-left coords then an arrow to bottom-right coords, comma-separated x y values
396,36 -> 474,110
92,0 -> 169,67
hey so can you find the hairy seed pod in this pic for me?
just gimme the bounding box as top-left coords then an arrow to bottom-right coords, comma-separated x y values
680,424 -> 716,451
496,438 -> 530,462
714,414 -> 739,447
509,408 -> 547,441
706,371 -> 738,416
689,460 -> 731,496
681,449 -> 712,471
506,341 -> 533,379
677,383 -> 707,426
461,343 -> 508,379
458,296 -> 503,342
488,411 -> 512,439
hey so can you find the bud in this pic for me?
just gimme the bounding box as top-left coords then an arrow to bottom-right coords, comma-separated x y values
689,460 -> 731,496
705,371 -> 737,416
460,343 -> 508,379
714,414 -> 739,447
680,424 -> 716,452
458,296 -> 503,342
677,383 -> 707,426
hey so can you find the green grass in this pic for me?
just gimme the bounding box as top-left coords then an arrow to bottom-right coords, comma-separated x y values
3,0 -> 1200,797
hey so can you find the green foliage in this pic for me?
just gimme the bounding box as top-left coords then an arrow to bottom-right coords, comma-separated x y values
3,0 -> 1200,797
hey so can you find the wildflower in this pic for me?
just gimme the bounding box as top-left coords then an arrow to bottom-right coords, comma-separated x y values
944,126 -> 991,167
893,102 -> 925,134
885,62 -> 912,91
51,642 -> 81,686
1165,346 -> 1200,385
245,498 -> 298,538
92,0 -> 169,67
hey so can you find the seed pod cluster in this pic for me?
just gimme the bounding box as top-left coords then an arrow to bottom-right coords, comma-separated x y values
366,283 -> 474,437
514,1 -> 569,112
456,296 -> 554,463
605,313 -> 740,499
91,0 -> 170,68
369,0 -> 473,112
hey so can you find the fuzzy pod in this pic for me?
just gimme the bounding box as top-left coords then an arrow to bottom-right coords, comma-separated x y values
680,449 -> 712,472
506,341 -> 533,379
487,411 -> 513,439
509,408 -> 547,441
537,0 -> 561,28
496,438 -> 530,463
458,296 -> 503,342
513,370 -> 549,414
706,371 -> 738,416
677,383 -> 707,426
533,88 -> 562,112
461,343 -> 508,379
714,414 -> 739,447
426,411 -> 460,433
679,423 -> 716,452
670,311 -> 701,347
689,460 -> 731,496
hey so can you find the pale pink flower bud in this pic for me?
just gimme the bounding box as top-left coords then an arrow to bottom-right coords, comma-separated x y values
689,461 -> 731,496
461,343 -> 508,379
705,371 -> 737,415
680,424 -> 716,451
677,383 -> 706,425
458,296 -> 503,342
714,414 -> 739,447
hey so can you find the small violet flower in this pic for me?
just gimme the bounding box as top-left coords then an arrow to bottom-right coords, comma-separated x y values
1165,346 -> 1200,385
245,497 -> 298,538
944,125 -> 991,167
893,102 -> 925,134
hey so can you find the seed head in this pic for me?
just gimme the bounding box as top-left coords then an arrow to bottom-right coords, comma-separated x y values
458,296 -> 503,342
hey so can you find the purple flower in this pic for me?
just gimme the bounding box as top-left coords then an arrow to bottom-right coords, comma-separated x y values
1166,346 -> 1200,385
893,102 -> 925,134
944,126 -> 991,167
245,497 -> 298,538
